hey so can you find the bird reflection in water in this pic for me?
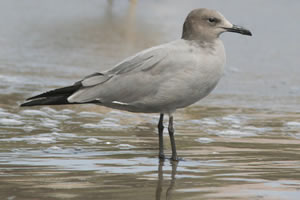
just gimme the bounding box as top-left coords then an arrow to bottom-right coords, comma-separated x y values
156,160 -> 178,200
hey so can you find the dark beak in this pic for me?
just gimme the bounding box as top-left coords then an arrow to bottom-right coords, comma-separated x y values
224,25 -> 252,36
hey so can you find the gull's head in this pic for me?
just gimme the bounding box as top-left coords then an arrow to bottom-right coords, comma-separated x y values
182,8 -> 252,41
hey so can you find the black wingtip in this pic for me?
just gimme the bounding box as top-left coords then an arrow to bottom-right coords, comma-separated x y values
25,84 -> 82,101
20,82 -> 101,107
20,97 -> 53,107
26,92 -> 46,101
20,98 -> 100,107
20,100 -> 40,107
20,102 -> 33,107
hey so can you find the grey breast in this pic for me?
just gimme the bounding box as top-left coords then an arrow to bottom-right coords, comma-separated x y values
68,39 -> 225,113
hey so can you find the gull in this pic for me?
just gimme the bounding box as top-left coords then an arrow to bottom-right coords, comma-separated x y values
21,8 -> 252,161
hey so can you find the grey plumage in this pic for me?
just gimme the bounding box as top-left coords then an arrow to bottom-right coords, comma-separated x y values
21,8 -> 252,160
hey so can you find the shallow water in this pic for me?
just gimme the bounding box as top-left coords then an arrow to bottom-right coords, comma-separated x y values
0,0 -> 300,200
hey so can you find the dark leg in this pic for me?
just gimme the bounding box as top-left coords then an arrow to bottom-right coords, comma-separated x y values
168,115 -> 178,161
158,113 -> 165,159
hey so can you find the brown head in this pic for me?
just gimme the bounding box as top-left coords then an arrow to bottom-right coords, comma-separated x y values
182,8 -> 252,42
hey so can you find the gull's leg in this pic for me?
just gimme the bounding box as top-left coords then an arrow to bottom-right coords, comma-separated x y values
158,113 -> 165,159
168,115 -> 178,161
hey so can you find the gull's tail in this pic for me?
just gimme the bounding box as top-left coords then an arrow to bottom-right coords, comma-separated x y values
20,84 -> 97,107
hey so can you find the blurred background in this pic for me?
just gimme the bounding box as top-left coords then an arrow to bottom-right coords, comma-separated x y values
0,0 -> 299,110
0,1 -> 299,200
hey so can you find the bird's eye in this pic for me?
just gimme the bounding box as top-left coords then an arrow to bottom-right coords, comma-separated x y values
208,17 -> 216,23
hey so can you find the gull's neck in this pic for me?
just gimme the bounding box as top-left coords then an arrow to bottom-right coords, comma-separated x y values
186,38 -> 222,50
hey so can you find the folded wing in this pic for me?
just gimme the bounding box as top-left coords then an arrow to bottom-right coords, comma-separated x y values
21,44 -> 168,107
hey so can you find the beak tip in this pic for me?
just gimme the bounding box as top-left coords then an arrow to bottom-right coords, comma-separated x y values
245,30 -> 252,36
